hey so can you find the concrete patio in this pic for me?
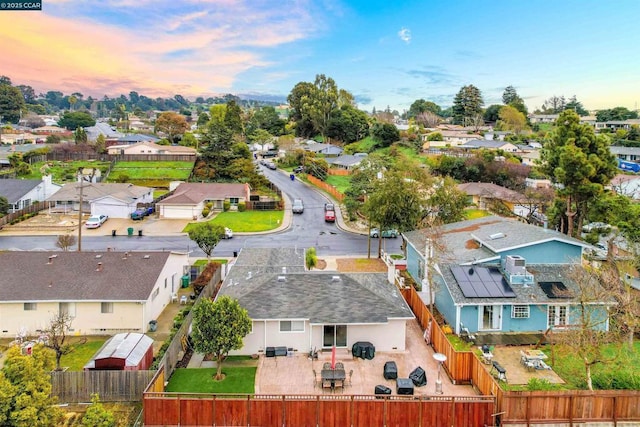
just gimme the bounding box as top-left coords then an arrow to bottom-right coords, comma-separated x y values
480,345 -> 565,385
250,321 -> 478,397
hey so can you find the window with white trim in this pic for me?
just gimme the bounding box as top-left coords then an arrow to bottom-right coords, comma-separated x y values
24,302 -> 37,311
101,302 -> 114,314
280,320 -> 304,332
511,305 -> 530,319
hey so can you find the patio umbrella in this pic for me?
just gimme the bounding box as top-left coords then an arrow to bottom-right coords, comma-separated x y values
331,346 -> 336,369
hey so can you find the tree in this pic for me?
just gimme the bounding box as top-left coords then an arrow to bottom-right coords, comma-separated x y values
58,111 -> 95,130
540,110 -> 617,237
407,99 -> 442,119
224,100 -> 244,136
451,84 -> 484,126
549,264 -> 619,391
423,176 -> 469,224
498,105 -> 528,134
326,105 -> 370,144
0,345 -> 63,426
287,81 -> 316,138
371,122 -> 399,148
155,111 -> 188,144
82,394 -> 115,427
94,134 -> 106,153
565,96 -> 588,116
0,196 -> 9,215
305,247 -> 317,270
180,132 -> 198,148
307,74 -> 340,141
191,296 -> 252,380
596,107 -> 638,122
502,86 -> 521,105
415,111 -> 441,128
55,234 -> 77,251
187,222 -> 226,259
22,113 -> 45,129
0,84 -> 26,123
483,104 -> 503,123
74,127 -> 88,144
43,311 -> 86,371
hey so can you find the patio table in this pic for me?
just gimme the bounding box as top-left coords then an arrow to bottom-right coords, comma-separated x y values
522,349 -> 547,361
321,368 -> 346,390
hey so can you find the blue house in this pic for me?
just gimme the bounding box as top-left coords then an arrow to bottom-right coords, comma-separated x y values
403,216 -> 612,337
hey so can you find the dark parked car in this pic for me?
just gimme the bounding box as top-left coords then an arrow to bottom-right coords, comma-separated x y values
131,208 -> 147,220
293,165 -> 305,173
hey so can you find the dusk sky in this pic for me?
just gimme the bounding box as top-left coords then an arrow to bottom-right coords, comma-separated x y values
1,0 -> 638,113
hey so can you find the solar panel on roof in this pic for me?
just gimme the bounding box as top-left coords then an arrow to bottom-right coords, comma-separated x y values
539,282 -> 572,299
451,265 -> 516,298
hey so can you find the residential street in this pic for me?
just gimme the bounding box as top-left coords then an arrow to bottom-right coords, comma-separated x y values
0,167 -> 403,257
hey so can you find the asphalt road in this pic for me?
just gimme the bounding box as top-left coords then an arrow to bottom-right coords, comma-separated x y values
0,165 -> 403,257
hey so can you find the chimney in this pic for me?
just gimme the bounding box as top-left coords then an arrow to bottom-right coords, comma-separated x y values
96,262 -> 103,272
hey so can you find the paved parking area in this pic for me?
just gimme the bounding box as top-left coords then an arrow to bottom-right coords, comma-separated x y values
252,321 -> 478,397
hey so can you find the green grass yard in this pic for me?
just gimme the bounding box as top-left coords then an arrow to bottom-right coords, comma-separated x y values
183,210 -> 284,233
23,160 -> 111,182
107,161 -> 193,182
58,336 -> 109,371
165,367 -> 257,393
325,175 -> 351,193
464,209 -> 491,220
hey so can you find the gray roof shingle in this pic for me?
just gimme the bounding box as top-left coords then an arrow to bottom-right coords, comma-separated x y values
0,179 -> 41,203
47,183 -> 152,204
0,251 -> 171,302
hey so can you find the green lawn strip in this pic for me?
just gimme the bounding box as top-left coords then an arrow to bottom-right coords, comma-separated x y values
113,161 -> 195,169
59,337 -> 109,371
153,189 -> 169,199
183,211 -> 284,233
464,209 -> 491,220
445,334 -> 474,352
24,161 -> 111,182
108,168 -> 191,180
165,367 -> 256,393
546,341 -> 640,389
325,175 -> 351,193
193,259 -> 228,267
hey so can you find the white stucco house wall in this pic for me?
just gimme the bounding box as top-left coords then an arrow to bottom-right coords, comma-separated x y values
0,176 -> 61,212
0,251 -> 189,337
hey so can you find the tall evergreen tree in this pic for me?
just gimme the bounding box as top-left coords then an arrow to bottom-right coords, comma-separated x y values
451,85 -> 484,126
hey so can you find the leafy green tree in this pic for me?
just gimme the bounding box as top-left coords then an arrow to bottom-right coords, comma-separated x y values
180,132 -> 198,147
305,247 -> 317,270
423,176 -> 469,223
287,81 -> 316,138
45,134 -> 61,144
483,104 -> 503,123
407,99 -> 442,119
246,106 -> 286,136
326,105 -> 370,144
307,74 -> 340,141
94,134 -> 106,153
187,222 -> 226,259
565,96 -> 588,116
371,122 -> 399,148
196,111 -> 210,128
426,132 -> 443,141
58,111 -> 95,130
224,99 -> 244,136
498,105 -> 528,134
155,111 -> 188,144
540,110 -> 617,236
74,127 -> 88,144
0,84 -> 26,123
192,296 -> 252,380
82,394 -> 115,427
0,196 -> 9,215
502,85 -> 521,105
596,107 -> 638,122
0,345 -> 63,426
452,84 -> 484,126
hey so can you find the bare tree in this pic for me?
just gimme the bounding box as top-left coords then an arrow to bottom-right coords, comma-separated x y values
550,264 -> 619,390
43,311 -> 86,371
415,111 -> 441,128
55,234 -> 77,251
419,216 -> 452,315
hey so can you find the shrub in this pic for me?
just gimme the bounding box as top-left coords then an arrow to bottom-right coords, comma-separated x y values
202,208 -> 210,217
305,247 -> 317,270
206,202 -> 213,209
238,202 -> 246,212
223,201 -> 230,211
526,378 -> 556,391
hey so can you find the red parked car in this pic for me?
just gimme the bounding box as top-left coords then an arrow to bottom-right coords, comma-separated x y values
324,209 -> 336,223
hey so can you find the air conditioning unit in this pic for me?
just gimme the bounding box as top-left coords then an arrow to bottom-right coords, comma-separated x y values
504,255 -> 526,275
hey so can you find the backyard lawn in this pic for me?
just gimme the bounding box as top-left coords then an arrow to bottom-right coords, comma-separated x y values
325,175 -> 351,193
106,161 -> 193,186
183,211 -> 284,233
166,367 -> 257,393
58,336 -> 109,371
464,209 -> 491,220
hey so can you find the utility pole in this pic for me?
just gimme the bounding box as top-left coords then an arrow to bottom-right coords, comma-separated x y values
77,169 -> 83,252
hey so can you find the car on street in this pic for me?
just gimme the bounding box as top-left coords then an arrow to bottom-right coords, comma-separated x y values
293,165 -> 305,173
370,228 -> 399,238
265,162 -> 277,170
582,222 -> 611,233
324,209 -> 336,223
292,198 -> 304,214
324,203 -> 335,212
222,227 -> 233,239
85,214 -> 108,228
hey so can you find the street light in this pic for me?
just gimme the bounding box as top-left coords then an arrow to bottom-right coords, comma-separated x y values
433,353 -> 447,394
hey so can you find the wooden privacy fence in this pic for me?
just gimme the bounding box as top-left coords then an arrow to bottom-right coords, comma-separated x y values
51,370 -> 157,403
143,393 -> 495,427
306,174 -> 345,202
327,168 -> 351,176
401,287 -> 474,384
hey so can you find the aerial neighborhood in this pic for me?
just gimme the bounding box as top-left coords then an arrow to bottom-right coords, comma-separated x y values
0,74 -> 639,426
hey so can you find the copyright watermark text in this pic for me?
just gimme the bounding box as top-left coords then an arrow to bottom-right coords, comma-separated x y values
0,1 -> 42,10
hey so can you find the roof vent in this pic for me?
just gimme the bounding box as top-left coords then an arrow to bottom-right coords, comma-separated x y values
331,275 -> 341,282
468,268 -> 474,275
96,262 -> 103,272
247,271 -> 252,280
47,255 -> 57,264
95,254 -> 102,259
277,276 -> 286,282
143,254 -> 150,259
282,267 -> 287,274
489,232 -> 505,240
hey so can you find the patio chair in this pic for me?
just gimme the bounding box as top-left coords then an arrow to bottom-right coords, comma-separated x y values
459,322 -> 476,343
170,293 -> 178,303
322,378 -> 333,392
312,369 -> 320,388
335,362 -> 344,370
323,362 -> 332,370
347,369 -> 353,387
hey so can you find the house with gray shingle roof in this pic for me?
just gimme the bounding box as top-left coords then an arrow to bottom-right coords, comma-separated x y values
402,216 -> 610,338
325,154 -> 366,170
457,182 -> 540,218
0,176 -> 61,212
304,143 -> 344,157
46,182 -> 153,218
218,248 -> 414,355
459,139 -> 519,152
0,250 -> 189,338
156,182 -> 250,219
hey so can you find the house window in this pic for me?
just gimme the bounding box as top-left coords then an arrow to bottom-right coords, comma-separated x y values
152,288 -> 159,301
548,305 -> 568,328
511,305 -> 530,319
59,302 -> 76,318
417,259 -> 425,282
165,278 -> 168,289
24,303 -> 37,311
101,302 -> 114,314
280,320 -> 304,332
229,197 -> 239,206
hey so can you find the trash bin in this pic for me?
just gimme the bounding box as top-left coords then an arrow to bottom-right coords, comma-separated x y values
181,275 -> 190,288
112,230 -> 116,237
233,251 -> 238,257
138,229 -> 143,237
148,320 -> 157,332
290,173 -> 295,181
127,227 -> 134,236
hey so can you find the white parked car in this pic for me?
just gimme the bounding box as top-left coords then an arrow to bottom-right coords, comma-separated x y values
85,214 -> 108,228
